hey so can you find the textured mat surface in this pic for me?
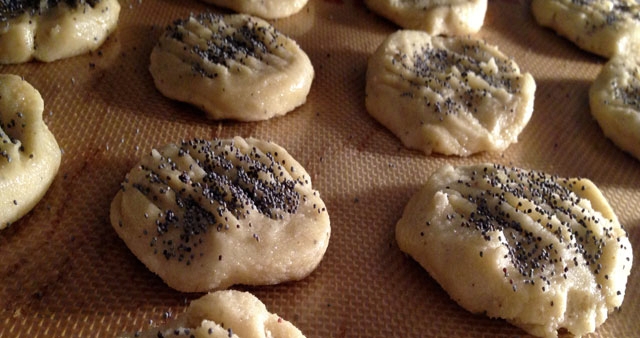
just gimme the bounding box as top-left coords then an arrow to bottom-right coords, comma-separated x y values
1,0 -> 639,337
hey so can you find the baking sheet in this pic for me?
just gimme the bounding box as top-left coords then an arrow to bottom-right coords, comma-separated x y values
1,0 -> 639,336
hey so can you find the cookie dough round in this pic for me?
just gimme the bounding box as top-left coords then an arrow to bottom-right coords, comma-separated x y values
589,53 -> 640,161
149,13 -> 314,122
364,0 -> 487,36
199,0 -> 309,19
531,0 -> 640,58
110,137 -> 330,292
0,0 -> 121,64
121,290 -> 306,338
396,164 -> 633,337
366,30 -> 536,156
0,74 -> 61,229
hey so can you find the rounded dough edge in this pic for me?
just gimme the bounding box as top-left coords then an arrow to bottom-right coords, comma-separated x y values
0,74 -> 61,229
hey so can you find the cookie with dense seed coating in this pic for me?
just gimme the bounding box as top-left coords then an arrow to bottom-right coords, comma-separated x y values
0,0 -> 120,63
396,164 -> 632,337
110,137 -> 330,292
366,30 -> 536,156
149,13 -> 314,121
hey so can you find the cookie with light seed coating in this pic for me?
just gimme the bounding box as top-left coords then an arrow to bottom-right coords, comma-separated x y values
365,0 -> 487,36
0,0 -> 120,64
366,30 -> 536,156
199,0 -> 309,19
589,53 -> 640,161
149,13 -> 314,121
0,74 -> 61,229
120,290 -> 306,338
110,137 -> 330,292
396,164 -> 633,337
531,0 -> 640,58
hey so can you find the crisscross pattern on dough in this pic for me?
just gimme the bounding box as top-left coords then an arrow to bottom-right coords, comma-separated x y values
366,31 -> 536,156
111,137 -> 330,292
163,14 -> 295,78
150,13 -> 314,121
532,0 -> 640,57
396,164 -> 633,337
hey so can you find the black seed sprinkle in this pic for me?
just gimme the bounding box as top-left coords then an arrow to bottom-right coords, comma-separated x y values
1,0 -> 102,22
163,13 -> 286,78
127,138 -> 301,265
439,163 -> 630,295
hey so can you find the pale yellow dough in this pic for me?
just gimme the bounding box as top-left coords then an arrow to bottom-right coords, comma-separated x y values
110,137 -> 330,292
149,13 -> 314,122
589,53 -> 640,161
199,0 -> 309,19
365,0 -> 487,36
366,30 -> 536,156
120,290 -> 306,338
396,164 -> 633,338
0,0 -> 120,64
0,74 -> 61,229
531,0 -> 640,58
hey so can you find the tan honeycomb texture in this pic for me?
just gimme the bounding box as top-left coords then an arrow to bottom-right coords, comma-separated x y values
1,0 -> 639,337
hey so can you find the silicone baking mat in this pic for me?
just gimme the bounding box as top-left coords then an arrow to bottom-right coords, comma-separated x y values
1,0 -> 639,337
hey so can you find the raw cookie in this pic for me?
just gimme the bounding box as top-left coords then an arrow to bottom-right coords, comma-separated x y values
0,74 -> 61,229
110,137 -> 330,292
396,163 -> 633,338
364,0 -> 487,36
365,30 -> 536,156
531,0 -> 640,58
149,13 -> 314,122
199,0 -> 309,19
589,53 -> 640,161
0,0 -> 120,64
121,290 -> 305,338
